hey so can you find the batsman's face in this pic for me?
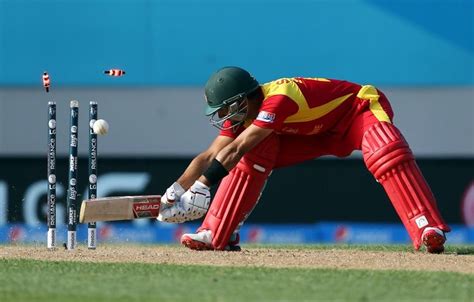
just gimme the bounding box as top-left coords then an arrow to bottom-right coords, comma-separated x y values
217,106 -> 229,118
209,98 -> 248,131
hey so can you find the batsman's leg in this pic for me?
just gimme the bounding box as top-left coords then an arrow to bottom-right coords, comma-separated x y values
362,122 -> 450,252
181,134 -> 279,250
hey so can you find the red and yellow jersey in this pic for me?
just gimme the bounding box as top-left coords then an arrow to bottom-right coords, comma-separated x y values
220,77 -> 391,138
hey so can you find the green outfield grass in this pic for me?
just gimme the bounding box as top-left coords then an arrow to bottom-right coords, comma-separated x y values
0,245 -> 473,302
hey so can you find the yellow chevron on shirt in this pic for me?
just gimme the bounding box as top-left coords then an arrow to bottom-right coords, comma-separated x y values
357,85 -> 391,123
261,78 -> 353,123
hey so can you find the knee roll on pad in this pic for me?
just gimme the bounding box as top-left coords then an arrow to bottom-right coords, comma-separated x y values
362,122 -> 450,249
199,134 -> 279,250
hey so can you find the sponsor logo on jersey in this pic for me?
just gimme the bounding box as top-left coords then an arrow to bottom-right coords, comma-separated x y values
256,111 -> 276,123
307,124 -> 324,135
281,127 -> 299,134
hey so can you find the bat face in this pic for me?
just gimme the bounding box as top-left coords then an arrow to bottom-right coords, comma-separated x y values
79,195 -> 162,223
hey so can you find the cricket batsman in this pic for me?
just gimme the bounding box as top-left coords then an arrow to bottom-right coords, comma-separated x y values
157,66 -> 450,253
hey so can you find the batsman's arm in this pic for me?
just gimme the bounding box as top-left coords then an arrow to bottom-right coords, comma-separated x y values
176,135 -> 234,189
198,125 -> 273,186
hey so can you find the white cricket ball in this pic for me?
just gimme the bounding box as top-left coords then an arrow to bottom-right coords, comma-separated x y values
93,119 -> 109,135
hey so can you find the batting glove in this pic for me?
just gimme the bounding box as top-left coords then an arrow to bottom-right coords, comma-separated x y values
157,180 -> 211,223
180,180 -> 211,220
161,182 -> 185,205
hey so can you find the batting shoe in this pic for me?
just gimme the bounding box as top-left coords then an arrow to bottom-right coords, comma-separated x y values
227,233 -> 241,251
422,227 -> 446,254
181,230 -> 241,251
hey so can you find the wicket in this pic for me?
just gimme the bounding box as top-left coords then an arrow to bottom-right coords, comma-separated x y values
66,100 -> 79,250
47,100 -> 100,250
47,102 -> 57,249
88,101 -> 98,249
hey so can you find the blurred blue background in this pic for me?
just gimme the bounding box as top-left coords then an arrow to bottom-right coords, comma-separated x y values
0,0 -> 473,245
0,0 -> 472,86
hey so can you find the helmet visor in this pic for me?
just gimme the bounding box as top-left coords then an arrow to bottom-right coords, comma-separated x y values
205,92 -> 247,116
209,98 -> 248,131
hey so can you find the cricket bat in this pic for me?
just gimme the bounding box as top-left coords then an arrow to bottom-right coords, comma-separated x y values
79,195 -> 161,223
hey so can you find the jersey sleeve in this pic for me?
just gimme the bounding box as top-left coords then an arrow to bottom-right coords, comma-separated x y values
252,95 -> 298,131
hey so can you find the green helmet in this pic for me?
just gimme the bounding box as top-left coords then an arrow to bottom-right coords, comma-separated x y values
204,66 -> 259,116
